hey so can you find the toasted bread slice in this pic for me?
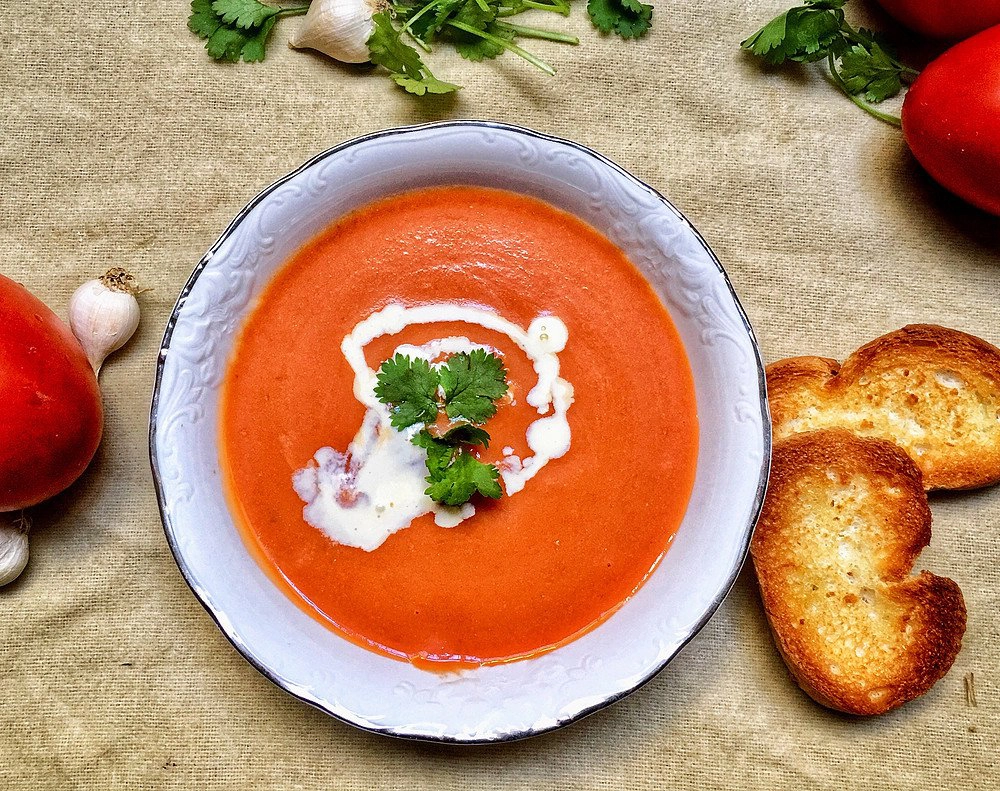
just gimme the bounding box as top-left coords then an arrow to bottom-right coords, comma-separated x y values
752,429 -> 966,715
768,324 -> 1000,490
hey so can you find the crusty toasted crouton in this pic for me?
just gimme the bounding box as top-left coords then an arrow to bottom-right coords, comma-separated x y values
752,429 -> 966,715
768,324 -> 1000,490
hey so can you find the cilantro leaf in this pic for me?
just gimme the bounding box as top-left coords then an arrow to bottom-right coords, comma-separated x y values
189,0 -> 223,39
453,0 -> 497,30
412,429 -> 503,506
741,1 -> 846,65
588,0 -> 653,40
206,25 -> 254,62
439,0 -> 509,61
438,424 -> 492,448
614,5 -> 653,39
189,0 -> 285,63
368,12 -> 427,79
412,429 -> 455,478
439,350 -> 508,424
374,354 -> 441,430
837,33 -> 905,103
212,0 -> 279,30
454,24 -> 513,61
239,16 -> 277,62
424,451 -> 503,506
369,11 -> 461,94
392,74 -> 462,95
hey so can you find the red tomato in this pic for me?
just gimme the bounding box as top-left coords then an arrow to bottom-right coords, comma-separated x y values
875,0 -> 1000,39
0,274 -> 103,511
902,25 -> 1000,217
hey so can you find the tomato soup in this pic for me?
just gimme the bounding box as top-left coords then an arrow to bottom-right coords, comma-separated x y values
221,186 -> 698,667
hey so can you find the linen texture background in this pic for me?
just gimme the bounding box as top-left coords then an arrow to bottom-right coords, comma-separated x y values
0,1 -> 997,788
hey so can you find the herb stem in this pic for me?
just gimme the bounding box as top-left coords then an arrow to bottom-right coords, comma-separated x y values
495,21 -> 578,44
398,0 -> 442,51
407,30 -> 433,52
827,52 -> 902,128
445,20 -> 556,75
274,5 -> 311,19
473,0 -> 492,12
509,0 -> 571,16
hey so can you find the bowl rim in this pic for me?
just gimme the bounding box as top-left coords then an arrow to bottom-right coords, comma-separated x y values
148,119 -> 771,744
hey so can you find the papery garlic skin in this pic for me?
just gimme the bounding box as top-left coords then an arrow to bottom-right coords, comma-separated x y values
69,268 -> 141,375
289,0 -> 376,64
0,515 -> 29,587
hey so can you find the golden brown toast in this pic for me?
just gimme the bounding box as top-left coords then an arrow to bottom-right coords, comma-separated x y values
752,429 -> 966,715
768,324 -> 1000,490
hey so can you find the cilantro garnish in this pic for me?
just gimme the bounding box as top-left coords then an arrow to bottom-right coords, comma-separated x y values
587,0 -> 653,40
740,1 -> 919,126
189,0 -> 654,96
412,428 -> 502,506
437,423 -> 492,448
375,352 -> 509,506
425,450 -> 503,506
440,349 -> 508,424
374,353 -> 442,430
188,0 -> 308,63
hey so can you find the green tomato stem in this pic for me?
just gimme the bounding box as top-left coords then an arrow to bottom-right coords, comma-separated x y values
495,21 -> 578,44
445,20 -> 556,75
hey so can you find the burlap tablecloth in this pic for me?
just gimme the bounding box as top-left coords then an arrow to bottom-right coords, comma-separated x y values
2,1 -> 997,787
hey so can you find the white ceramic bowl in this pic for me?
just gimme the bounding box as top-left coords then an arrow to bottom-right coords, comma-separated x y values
150,121 -> 770,743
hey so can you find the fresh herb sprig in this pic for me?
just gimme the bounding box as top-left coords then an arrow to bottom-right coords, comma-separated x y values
587,0 -> 653,40
189,0 -> 654,96
741,0 -> 919,126
189,0 -> 309,63
413,428 -> 503,505
375,351 -> 509,506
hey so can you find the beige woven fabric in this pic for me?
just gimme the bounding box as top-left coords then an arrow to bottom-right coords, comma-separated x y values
1,1 -> 997,788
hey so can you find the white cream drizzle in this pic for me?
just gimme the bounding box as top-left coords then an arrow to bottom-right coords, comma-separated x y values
292,303 -> 574,552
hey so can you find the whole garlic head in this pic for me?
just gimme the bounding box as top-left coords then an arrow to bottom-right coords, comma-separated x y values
0,513 -> 30,587
289,0 -> 378,64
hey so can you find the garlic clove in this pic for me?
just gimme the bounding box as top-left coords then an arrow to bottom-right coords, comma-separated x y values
289,0 -> 376,64
0,513 -> 30,587
68,268 -> 141,376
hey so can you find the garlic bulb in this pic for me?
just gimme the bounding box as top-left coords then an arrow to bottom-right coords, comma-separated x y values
289,0 -> 378,64
0,513 -> 30,587
69,268 -> 141,375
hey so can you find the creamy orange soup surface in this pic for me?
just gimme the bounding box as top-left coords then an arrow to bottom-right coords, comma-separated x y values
221,186 -> 698,668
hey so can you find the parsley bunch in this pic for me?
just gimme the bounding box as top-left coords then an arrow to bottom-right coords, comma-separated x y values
374,351 -> 509,507
741,0 -> 919,126
189,0 -> 655,96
